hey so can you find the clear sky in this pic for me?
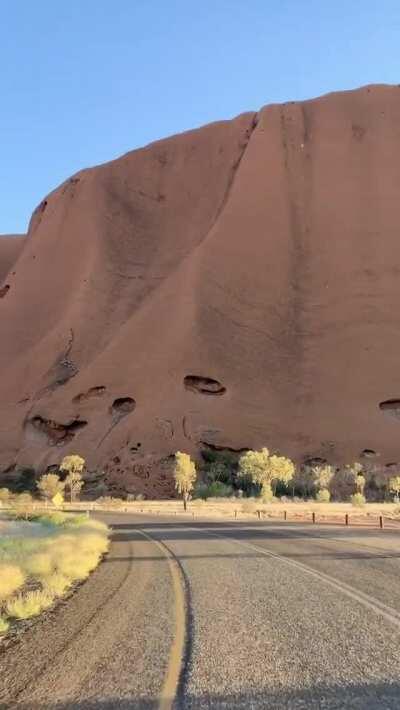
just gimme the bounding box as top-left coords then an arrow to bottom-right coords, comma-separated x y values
1,0 -> 399,234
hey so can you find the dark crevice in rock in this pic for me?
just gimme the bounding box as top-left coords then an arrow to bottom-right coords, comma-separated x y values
360,449 -> 378,458
200,441 -> 249,454
27,416 -> 87,446
72,386 -> 106,404
130,443 -> 142,452
0,284 -> 10,298
182,416 -> 191,440
303,456 -> 327,467
97,398 -> 136,450
37,329 -> 78,397
379,400 -> 400,419
184,375 -> 226,396
111,397 -> 136,419
55,329 -> 78,385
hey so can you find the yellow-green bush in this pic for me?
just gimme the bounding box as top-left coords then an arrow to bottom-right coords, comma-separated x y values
316,488 -> 331,503
351,493 -> 366,507
0,513 -> 110,632
6,589 -> 54,619
41,573 -> 71,597
0,564 -> 25,600
24,552 -> 54,577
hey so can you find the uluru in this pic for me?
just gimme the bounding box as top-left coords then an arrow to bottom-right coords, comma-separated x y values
1,84 -> 400,497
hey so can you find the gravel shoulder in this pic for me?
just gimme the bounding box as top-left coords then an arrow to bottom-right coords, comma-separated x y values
0,521 -> 174,708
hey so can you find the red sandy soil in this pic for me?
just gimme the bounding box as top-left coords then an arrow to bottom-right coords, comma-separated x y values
1,84 -> 400,497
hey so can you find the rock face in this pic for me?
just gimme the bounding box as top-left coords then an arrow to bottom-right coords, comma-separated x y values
0,235 -> 26,285
1,84 -> 400,496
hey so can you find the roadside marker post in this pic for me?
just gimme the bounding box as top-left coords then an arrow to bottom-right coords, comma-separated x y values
345,513 -> 349,526
379,515 -> 384,530
284,510 -> 287,521
312,512 -> 316,524
257,510 -> 261,520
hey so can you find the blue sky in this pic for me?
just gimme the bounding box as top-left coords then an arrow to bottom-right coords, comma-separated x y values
1,0 -> 400,233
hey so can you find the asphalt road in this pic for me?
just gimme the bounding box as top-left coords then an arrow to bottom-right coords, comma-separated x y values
2,514 -> 400,709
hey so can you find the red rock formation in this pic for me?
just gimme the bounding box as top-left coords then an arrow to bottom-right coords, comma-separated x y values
0,235 -> 25,284
1,85 -> 400,495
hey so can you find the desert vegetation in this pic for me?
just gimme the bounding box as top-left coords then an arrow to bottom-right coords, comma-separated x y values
186,446 -> 400,509
173,452 -> 197,510
1,445 -> 399,517
0,509 -> 109,635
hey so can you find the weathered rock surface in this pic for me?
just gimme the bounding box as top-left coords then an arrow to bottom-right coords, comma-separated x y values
1,85 -> 400,495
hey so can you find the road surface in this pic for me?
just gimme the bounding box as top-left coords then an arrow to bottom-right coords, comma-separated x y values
1,514 -> 400,708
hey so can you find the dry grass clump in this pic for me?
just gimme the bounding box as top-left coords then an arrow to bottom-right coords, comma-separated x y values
0,513 -> 110,633
42,573 -> 71,597
6,589 -> 54,619
24,552 -> 53,577
241,499 -> 258,514
0,564 -> 25,600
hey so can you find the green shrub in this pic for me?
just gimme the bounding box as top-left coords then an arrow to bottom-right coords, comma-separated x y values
14,466 -> 36,493
351,493 -> 366,507
316,489 -> 331,503
206,462 -> 232,485
194,481 -> 233,499
193,483 -> 209,500
34,512 -> 68,527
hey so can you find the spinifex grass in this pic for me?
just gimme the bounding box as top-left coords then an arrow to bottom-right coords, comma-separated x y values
0,513 -> 109,631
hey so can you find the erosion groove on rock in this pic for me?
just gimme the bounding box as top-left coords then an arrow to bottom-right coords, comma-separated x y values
184,376 -> 226,396
1,85 -> 400,495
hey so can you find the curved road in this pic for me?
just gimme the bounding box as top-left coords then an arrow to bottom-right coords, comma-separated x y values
2,514 -> 400,708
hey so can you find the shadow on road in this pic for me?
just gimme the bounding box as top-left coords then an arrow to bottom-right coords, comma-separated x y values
104,518 -> 400,561
10,680 -> 400,709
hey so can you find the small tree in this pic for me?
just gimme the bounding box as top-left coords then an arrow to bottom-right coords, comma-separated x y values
239,448 -> 294,498
389,476 -> 400,501
173,452 -> 196,510
37,473 -> 65,501
314,465 -> 334,492
347,462 -> 366,495
60,455 -> 85,503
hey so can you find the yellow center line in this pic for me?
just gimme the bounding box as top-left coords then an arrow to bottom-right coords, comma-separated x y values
135,528 -> 186,710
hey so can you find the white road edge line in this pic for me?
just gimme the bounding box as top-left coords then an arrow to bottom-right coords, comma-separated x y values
199,527 -> 400,630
